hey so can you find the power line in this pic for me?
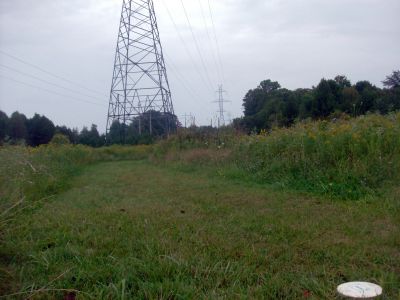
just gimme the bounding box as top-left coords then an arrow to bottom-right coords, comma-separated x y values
0,50 -> 105,97
160,0 -> 213,92
0,63 -> 103,101
197,0 -> 223,84
207,0 -> 226,84
164,55 -> 201,103
0,74 -> 103,107
179,0 -> 215,91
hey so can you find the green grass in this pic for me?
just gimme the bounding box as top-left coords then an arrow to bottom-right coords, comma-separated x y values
1,160 -> 399,299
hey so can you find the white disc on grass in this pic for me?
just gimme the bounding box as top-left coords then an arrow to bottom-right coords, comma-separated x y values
337,282 -> 382,299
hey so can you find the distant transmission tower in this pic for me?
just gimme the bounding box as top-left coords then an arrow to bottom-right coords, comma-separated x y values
106,0 -> 175,139
214,85 -> 229,127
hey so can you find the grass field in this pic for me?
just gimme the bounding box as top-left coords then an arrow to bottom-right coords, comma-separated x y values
1,159 -> 399,299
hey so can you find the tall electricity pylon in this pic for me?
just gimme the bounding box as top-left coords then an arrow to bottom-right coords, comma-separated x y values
214,85 -> 229,127
106,0 -> 175,138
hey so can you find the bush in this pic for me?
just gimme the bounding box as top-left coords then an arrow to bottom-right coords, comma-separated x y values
50,134 -> 71,145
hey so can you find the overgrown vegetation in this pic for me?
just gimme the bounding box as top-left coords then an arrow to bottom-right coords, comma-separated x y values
155,113 -> 400,200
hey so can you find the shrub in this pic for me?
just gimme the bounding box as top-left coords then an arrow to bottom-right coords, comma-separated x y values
50,133 -> 71,145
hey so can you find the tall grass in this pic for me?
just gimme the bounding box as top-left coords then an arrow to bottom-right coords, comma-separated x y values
231,113 -> 400,199
156,113 -> 400,199
0,144 -> 151,228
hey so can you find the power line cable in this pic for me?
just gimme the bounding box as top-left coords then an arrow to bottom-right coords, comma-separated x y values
206,0 -> 226,84
179,0 -> 215,91
197,0 -> 223,84
163,52 -> 202,96
0,74 -> 103,107
159,0 -> 213,92
164,57 -> 201,102
0,50 -> 105,97
0,63 -> 103,102
163,56 -> 212,124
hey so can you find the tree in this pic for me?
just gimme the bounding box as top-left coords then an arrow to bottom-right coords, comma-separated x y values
281,92 -> 300,126
108,120 -> 127,145
334,75 -> 351,88
56,125 -> 79,144
242,80 -> 281,117
9,111 -> 28,141
298,89 -> 314,119
259,80 -> 281,93
242,88 -> 267,117
79,124 -> 103,147
27,114 -> 55,146
311,79 -> 340,118
0,110 -> 9,141
236,75 -> 400,133
341,87 -> 360,115
354,81 -> 379,113
383,70 -> 400,89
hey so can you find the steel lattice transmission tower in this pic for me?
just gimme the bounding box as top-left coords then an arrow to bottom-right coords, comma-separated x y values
214,85 -> 229,127
106,0 -> 175,138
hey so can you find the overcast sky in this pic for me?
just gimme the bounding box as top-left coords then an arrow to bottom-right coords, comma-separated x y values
0,0 -> 399,131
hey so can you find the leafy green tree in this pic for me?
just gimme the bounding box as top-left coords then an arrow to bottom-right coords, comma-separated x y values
0,110 -> 9,141
243,80 -> 281,117
312,79 -> 340,118
79,127 -> 90,145
280,90 -> 300,126
383,70 -> 400,89
9,111 -> 28,141
354,81 -> 378,113
298,89 -> 314,119
380,87 -> 400,113
56,126 -> 79,144
107,112 -> 177,145
334,75 -> 351,88
108,120 -> 126,145
242,88 -> 267,117
27,114 -> 55,146
131,111 -> 178,138
341,87 -> 360,115
236,74 -> 400,133
79,124 -> 103,147
259,80 -> 281,93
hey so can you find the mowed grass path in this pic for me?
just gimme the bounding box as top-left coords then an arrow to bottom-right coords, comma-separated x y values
2,161 -> 399,299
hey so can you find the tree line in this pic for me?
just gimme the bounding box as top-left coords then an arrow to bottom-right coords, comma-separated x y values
0,110 -> 177,147
1,71 -> 399,146
234,70 -> 400,131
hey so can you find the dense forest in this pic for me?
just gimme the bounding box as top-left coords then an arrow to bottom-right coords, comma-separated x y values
234,70 -> 400,132
1,71 -> 399,147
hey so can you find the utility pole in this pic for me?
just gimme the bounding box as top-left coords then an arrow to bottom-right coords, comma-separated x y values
106,0 -> 175,140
